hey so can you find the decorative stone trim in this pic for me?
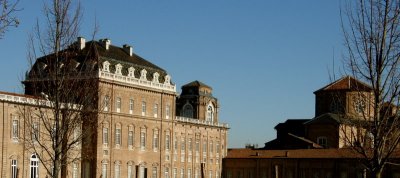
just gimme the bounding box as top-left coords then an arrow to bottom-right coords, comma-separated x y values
175,116 -> 229,128
98,70 -> 176,92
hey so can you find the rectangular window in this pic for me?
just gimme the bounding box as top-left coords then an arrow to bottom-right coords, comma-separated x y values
173,168 -> 177,178
181,138 -> 186,151
209,170 -> 212,178
165,133 -> 171,151
12,119 -> 18,140
73,163 -> 78,178
180,168 -> 185,178
116,97 -> 121,113
165,167 -> 170,178
11,159 -> 17,178
128,130 -> 134,148
142,101 -> 146,116
102,163 -> 107,178
195,169 -> 199,178
174,136 -> 178,151
210,141 -> 213,155
32,122 -> 39,142
115,164 -> 120,178
153,129 -> 159,150
203,141 -> 207,163
317,136 -> 328,148
154,104 -> 158,118
115,128 -> 121,146
216,141 -> 220,155
103,128 -> 109,145
140,128 -> 146,150
196,140 -> 199,153
129,99 -> 134,114
166,104 -> 170,119
152,167 -> 157,178
128,165 -> 133,178
188,169 -> 192,178
188,138 -> 193,152
104,96 -> 109,111
181,137 -> 185,162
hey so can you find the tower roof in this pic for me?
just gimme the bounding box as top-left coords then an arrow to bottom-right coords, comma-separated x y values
314,76 -> 372,94
182,80 -> 212,89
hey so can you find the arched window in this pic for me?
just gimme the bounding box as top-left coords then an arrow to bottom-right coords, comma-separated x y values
30,154 -> 39,178
182,103 -> 193,118
206,104 -> 214,122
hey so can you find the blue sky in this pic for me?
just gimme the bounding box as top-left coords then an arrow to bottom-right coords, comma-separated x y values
0,0 -> 344,148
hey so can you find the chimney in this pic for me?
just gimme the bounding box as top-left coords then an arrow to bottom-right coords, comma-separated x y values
123,44 -> 133,56
77,37 -> 85,50
100,38 -> 111,50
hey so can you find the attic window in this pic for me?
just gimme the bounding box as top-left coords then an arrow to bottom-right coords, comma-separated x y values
317,136 -> 327,148
103,61 -> 110,72
140,69 -> 147,80
153,72 -> 160,83
165,75 -> 171,84
115,64 -> 122,75
128,67 -> 135,78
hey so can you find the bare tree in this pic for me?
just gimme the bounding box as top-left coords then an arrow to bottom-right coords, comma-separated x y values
0,0 -> 19,38
22,0 -> 99,178
341,0 -> 400,177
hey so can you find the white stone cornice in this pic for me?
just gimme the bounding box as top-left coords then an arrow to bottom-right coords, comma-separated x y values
98,70 -> 176,92
175,116 -> 229,129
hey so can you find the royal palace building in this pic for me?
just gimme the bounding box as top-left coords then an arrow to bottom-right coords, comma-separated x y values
0,37 -> 229,178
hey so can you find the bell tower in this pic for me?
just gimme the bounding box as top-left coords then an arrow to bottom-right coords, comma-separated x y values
314,76 -> 373,118
176,80 -> 219,123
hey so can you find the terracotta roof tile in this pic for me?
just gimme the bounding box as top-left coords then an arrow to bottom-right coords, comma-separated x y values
314,76 -> 372,93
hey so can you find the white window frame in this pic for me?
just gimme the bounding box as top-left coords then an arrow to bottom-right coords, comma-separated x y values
32,122 -> 39,143
11,159 -> 17,178
127,163 -> 134,178
115,127 -> 121,148
154,104 -> 158,118
103,127 -> 109,146
128,129 -> 134,150
129,99 -> 134,114
165,131 -> 171,151
114,162 -> 121,178
104,95 -> 109,112
140,128 -> 146,150
142,101 -> 146,116
206,104 -> 214,122
166,104 -> 170,119
116,97 -> 121,113
73,162 -> 78,178
102,162 -> 108,178
152,167 -> 158,178
12,117 -> 19,141
153,129 -> 159,151
30,154 -> 39,178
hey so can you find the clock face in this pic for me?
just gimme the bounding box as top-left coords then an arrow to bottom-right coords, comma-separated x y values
354,98 -> 366,114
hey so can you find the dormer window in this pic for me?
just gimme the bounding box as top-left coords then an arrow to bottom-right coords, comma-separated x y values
165,75 -> 171,84
115,64 -> 122,75
128,67 -> 135,78
103,61 -> 110,72
140,69 -> 147,80
153,72 -> 160,83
